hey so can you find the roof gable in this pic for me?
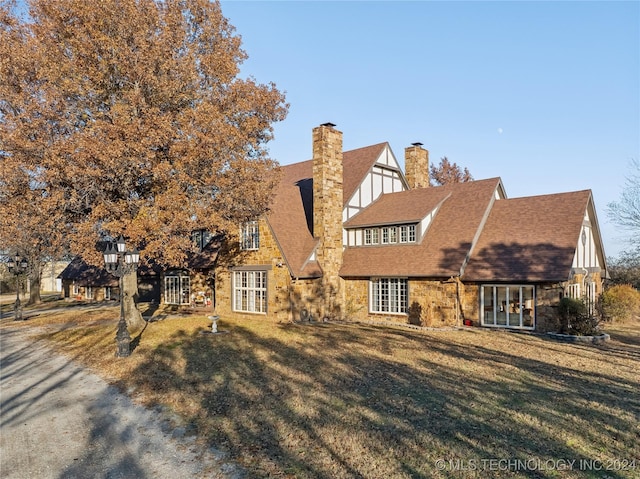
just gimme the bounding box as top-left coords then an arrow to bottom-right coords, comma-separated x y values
342,143 -> 390,204
462,190 -> 592,282
340,178 -> 503,277
344,188 -> 450,228
267,143 -> 386,278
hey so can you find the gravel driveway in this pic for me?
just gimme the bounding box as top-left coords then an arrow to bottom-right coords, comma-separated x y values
0,326 -> 242,479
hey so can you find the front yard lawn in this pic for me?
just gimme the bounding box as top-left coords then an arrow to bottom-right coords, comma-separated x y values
8,306 -> 640,478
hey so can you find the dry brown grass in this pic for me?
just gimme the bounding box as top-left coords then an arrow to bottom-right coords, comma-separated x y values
4,303 -> 640,478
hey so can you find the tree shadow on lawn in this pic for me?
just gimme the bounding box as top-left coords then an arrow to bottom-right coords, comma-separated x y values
128,323 -> 639,479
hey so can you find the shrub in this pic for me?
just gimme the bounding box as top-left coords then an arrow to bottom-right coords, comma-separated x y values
599,284 -> 640,323
557,297 -> 601,336
407,301 -> 423,326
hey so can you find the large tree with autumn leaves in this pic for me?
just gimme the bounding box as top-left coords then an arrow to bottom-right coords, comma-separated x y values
0,0 -> 287,326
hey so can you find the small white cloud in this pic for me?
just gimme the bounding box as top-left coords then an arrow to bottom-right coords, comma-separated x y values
497,128 -> 503,134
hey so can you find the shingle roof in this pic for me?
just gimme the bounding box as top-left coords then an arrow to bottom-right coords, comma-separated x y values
342,143 -> 389,203
340,178 -> 502,277
266,138 -> 593,284
188,239 -> 220,270
267,143 -> 387,278
58,257 -> 118,286
344,188 -> 451,228
266,160 -> 321,278
462,190 -> 591,282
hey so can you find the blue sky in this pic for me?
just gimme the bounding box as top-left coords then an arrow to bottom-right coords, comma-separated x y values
221,0 -> 640,258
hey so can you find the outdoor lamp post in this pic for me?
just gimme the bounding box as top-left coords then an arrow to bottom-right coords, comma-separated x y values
7,254 -> 28,321
103,236 -> 140,358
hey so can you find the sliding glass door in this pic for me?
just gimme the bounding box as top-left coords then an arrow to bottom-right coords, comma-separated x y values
481,285 -> 535,330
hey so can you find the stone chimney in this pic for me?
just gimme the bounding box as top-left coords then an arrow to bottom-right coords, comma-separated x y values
312,122 -> 344,318
405,142 -> 430,189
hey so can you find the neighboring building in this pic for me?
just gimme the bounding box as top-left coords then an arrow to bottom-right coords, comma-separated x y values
40,260 -> 70,293
58,236 -> 217,306
59,123 -> 608,332
59,257 -> 119,301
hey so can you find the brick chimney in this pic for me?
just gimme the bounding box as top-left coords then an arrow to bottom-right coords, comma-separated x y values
405,142 -> 430,189
312,122 -> 344,318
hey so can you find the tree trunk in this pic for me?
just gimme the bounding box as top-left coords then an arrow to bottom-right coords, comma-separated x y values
122,269 -> 145,331
28,259 -> 43,305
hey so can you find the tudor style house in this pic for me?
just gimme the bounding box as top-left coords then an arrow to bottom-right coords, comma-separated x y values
60,122 -> 608,332
211,123 -> 607,332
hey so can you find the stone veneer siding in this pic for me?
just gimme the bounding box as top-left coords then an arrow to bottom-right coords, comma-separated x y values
313,124 -> 345,319
213,219 -> 292,322
535,270 -> 604,333
404,144 -> 430,190
342,277 -> 478,327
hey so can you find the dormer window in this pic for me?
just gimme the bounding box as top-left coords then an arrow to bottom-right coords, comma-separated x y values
364,228 -> 379,245
361,224 -> 416,246
240,221 -> 260,251
400,225 -> 416,243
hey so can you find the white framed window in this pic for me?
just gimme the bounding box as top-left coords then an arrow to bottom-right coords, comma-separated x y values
388,226 -> 397,244
240,221 -> 260,250
165,271 -> 190,305
399,226 -> 408,243
85,286 -> 93,300
481,285 -> 535,330
105,287 -> 112,301
363,225 -> 416,246
398,225 -> 416,243
370,278 -> 408,314
407,224 -> 416,242
364,228 -> 379,245
233,270 -> 267,314
72,282 -> 80,296
364,228 -> 372,245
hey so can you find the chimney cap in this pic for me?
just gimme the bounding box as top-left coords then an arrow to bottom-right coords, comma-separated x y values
321,122 -> 336,128
411,142 -> 424,147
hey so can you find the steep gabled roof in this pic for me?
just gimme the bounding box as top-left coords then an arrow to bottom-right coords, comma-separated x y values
267,143 -> 387,278
58,257 -> 118,286
342,143 -> 389,203
462,190 -> 592,282
344,187 -> 451,228
266,160 -> 320,278
340,178 -> 503,277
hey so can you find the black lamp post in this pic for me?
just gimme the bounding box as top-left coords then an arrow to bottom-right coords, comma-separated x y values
7,254 -> 28,321
103,236 -> 140,358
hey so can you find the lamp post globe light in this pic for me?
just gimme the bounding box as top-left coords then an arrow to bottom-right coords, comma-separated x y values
7,254 -> 28,321
103,236 -> 140,358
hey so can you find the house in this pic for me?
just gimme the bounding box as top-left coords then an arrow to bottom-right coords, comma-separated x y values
58,235 -> 217,306
211,123 -> 607,332
59,122 -> 608,332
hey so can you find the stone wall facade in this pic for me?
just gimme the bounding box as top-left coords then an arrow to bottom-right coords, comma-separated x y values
404,144 -> 430,189
342,277 -> 479,328
312,123 -> 345,319
213,218 -> 292,322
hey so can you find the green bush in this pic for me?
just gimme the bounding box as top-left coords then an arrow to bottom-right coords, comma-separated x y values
600,284 -> 640,323
558,297 -> 601,336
